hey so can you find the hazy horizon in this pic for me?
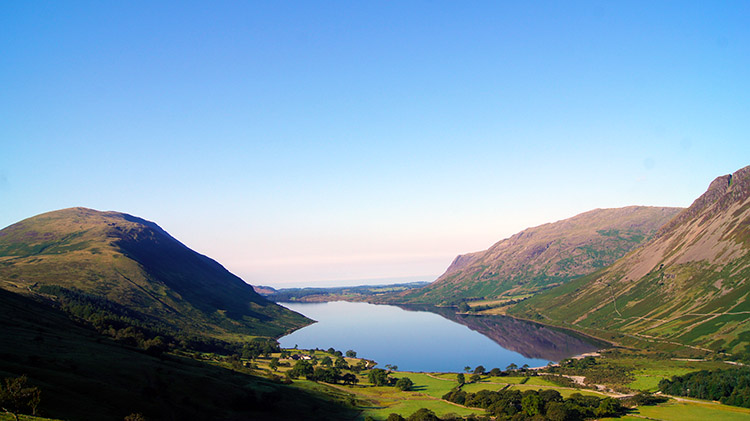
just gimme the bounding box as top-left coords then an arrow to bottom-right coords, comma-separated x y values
3,2 -> 749,286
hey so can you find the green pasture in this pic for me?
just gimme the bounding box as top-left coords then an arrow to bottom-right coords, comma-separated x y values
630,399 -> 750,421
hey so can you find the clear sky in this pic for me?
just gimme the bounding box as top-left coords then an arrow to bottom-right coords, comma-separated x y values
2,1 -> 749,288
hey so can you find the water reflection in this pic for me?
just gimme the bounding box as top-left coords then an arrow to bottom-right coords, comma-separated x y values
400,305 -> 604,361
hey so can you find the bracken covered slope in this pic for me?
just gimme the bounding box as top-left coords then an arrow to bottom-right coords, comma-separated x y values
397,206 -> 681,304
512,166 -> 750,354
0,207 -> 310,338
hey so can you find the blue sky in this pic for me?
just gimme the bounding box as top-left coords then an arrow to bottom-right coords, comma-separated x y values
2,1 -> 749,287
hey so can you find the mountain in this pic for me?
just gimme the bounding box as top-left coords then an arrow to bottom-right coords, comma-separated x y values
0,207 -> 310,338
395,206 -> 682,304
511,166 -> 750,355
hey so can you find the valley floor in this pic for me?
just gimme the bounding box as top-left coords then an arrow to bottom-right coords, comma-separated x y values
241,348 -> 750,420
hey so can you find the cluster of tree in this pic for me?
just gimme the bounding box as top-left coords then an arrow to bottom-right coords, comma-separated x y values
377,408 -> 446,421
34,285 -> 282,358
456,372 -> 490,385
36,285 -> 173,352
442,388 -> 622,420
0,375 -> 41,418
559,356 -> 597,370
320,355 -> 351,370
540,374 -> 577,388
285,360 -> 359,385
459,364 -> 534,382
240,339 -> 280,360
658,367 -> 750,408
366,368 -> 413,391
621,392 -> 668,407
307,347 -> 357,358
547,356 -> 633,385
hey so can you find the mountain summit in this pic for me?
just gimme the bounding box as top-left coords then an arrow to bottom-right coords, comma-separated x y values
512,166 -> 750,354
0,207 -> 309,338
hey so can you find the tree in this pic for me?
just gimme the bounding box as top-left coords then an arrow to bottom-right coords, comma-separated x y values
269,357 -> 280,371
0,375 -> 41,417
595,397 -> 622,417
464,366 -> 472,373
506,363 -> 518,371
489,368 -> 502,377
521,393 -> 543,416
368,368 -> 390,386
288,360 -> 314,379
334,357 -> 349,370
473,365 -> 486,375
545,401 -> 569,421
406,408 -> 440,421
346,349 -> 357,358
321,356 -> 333,367
395,377 -> 414,391
341,373 -> 359,386
456,373 -> 465,385
311,367 -> 340,384
469,374 -> 482,383
539,389 -> 562,404
124,414 -> 147,421
458,301 -> 471,312
386,413 -> 405,421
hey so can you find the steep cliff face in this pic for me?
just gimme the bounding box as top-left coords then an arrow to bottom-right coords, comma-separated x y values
512,166 -> 750,354
0,207 -> 310,338
397,206 -> 682,304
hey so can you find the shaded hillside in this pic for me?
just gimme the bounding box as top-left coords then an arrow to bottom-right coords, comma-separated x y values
512,166 -> 750,355
0,207 -> 309,338
0,287 -> 355,421
396,206 -> 681,304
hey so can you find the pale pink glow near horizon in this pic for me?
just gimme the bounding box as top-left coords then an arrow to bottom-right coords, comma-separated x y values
176,206 -> 595,287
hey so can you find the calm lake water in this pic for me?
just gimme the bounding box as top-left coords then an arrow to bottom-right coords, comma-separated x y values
279,301 -> 601,372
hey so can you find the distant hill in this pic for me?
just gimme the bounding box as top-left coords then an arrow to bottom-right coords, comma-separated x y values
260,282 -> 430,303
395,206 -> 682,304
0,207 -> 310,338
511,166 -> 750,355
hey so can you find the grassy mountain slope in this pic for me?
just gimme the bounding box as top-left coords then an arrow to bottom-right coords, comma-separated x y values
396,206 -> 681,304
511,166 -> 750,355
0,207 -> 309,339
0,287 -> 354,421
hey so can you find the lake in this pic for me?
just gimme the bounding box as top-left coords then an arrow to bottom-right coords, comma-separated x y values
278,301 -> 601,372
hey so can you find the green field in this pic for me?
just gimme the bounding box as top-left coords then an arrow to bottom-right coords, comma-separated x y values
630,399 -> 750,421
611,355 -> 730,392
361,398 -> 483,419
